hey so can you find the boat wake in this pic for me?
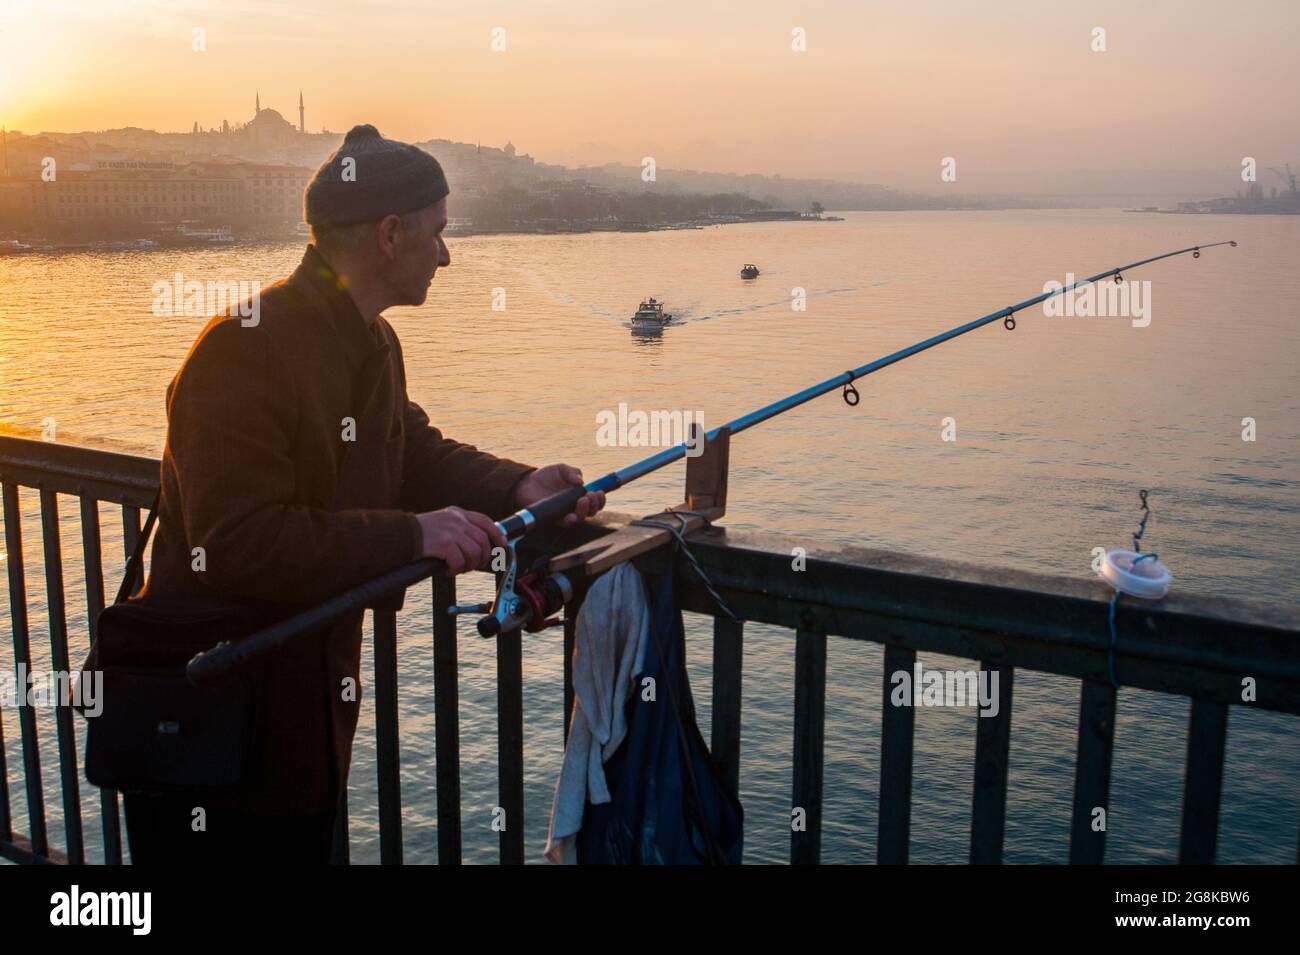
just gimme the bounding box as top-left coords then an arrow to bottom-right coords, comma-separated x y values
687,282 -> 885,323
461,251 -> 885,328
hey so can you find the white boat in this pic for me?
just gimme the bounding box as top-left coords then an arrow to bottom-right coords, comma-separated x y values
0,239 -> 33,255
631,297 -> 675,331
176,225 -> 235,244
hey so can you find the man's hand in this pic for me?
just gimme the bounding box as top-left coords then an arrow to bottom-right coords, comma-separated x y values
514,464 -> 607,526
415,506 -> 508,575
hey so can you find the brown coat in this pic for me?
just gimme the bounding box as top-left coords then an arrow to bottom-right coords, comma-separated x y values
144,244 -> 534,814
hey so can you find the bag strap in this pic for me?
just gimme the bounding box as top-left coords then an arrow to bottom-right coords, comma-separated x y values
114,490 -> 162,606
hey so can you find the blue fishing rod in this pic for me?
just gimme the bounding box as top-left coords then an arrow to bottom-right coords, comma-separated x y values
189,240 -> 1236,680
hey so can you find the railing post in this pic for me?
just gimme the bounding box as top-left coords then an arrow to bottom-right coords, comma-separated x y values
330,791 -> 350,864
373,608 -> 403,864
1070,679 -> 1117,864
79,496 -> 122,864
0,637 -> 9,845
40,489 -> 84,864
432,575 -> 462,865
878,643 -> 916,864
791,628 -> 827,864
497,627 -> 525,864
970,662 -> 1014,864
4,482 -> 48,859
711,616 -> 744,797
1179,699 -> 1228,864
120,504 -> 141,586
563,603 -> 577,745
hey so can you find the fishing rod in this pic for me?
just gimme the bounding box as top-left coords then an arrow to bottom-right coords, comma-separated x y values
188,240 -> 1236,682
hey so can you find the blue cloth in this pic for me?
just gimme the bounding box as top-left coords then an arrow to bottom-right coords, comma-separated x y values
575,562 -> 744,864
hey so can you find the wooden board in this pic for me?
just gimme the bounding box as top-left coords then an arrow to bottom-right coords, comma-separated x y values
548,504 -> 723,576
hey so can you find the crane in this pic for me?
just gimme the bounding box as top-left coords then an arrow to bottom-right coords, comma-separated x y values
1266,163 -> 1297,195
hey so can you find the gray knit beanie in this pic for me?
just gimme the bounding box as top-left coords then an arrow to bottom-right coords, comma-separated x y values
304,124 -> 449,226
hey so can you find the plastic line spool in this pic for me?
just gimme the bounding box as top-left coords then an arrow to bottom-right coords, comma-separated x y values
1100,549 -> 1172,599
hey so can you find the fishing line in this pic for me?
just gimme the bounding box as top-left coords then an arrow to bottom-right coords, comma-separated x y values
1101,489 -> 1173,689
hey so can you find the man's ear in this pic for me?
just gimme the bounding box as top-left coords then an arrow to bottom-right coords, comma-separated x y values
375,214 -> 403,259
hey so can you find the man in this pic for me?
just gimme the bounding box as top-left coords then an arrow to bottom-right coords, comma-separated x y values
125,124 -> 605,863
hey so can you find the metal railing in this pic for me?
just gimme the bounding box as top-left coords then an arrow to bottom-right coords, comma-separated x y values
2,434 -> 1298,864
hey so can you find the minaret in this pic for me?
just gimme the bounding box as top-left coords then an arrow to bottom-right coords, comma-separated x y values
299,90 -> 305,133
255,91 -> 261,114
2,126 -> 8,177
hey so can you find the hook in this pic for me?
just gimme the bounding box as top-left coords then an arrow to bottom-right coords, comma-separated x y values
1003,308 -> 1016,331
842,375 -> 860,406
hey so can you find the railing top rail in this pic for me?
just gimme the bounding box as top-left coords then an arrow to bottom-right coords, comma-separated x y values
3,439 -> 1296,707
635,521 -> 1300,713
0,434 -> 158,506
684,522 -> 1300,636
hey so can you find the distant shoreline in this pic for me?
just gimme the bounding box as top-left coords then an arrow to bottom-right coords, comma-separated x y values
1,212 -> 850,253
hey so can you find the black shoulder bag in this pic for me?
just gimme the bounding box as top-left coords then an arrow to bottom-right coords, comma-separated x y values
79,496 -> 277,794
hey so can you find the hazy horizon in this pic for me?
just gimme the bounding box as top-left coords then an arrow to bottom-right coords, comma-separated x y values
2,0 -> 1297,196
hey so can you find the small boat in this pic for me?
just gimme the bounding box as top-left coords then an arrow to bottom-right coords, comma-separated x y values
0,239 -> 33,256
631,297 -> 675,331
741,263 -> 760,279
175,225 -> 235,244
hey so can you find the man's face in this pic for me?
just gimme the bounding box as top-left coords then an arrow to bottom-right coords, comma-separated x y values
391,199 -> 450,306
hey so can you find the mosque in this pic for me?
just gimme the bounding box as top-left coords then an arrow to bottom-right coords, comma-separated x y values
240,91 -> 307,147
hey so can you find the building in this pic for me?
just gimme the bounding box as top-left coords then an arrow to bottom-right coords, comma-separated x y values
0,158 -> 310,233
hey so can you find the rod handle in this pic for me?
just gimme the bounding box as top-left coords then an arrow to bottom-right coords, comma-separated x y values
521,484 -> 586,529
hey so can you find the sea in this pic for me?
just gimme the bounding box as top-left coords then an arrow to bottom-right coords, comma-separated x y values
1,208 -> 1297,863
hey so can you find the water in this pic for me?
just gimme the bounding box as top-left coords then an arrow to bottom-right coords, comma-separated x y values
2,209 -> 1297,863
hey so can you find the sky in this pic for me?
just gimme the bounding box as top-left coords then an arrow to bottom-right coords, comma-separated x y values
1,0 -> 1297,193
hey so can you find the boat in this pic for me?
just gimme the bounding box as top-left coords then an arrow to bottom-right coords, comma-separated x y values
0,239 -> 33,256
741,263 -> 760,279
174,225 -> 236,244
631,297 -> 675,331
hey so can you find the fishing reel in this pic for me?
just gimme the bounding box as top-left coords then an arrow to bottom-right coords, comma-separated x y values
448,538 -> 574,638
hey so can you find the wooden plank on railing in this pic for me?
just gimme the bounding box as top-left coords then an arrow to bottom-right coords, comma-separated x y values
3,482 -> 48,858
497,628 -> 525,865
878,643 -> 916,864
970,662 -> 1014,864
1179,698 -> 1228,864
372,609 -> 403,864
1070,679 -> 1117,864
790,628 -> 826,865
432,576 -> 462,865
711,616 -> 743,797
39,490 -> 84,864
79,495 -> 122,864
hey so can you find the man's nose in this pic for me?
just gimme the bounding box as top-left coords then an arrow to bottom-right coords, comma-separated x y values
438,238 -> 451,268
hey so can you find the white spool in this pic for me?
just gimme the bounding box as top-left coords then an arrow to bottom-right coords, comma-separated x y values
1100,549 -> 1172,599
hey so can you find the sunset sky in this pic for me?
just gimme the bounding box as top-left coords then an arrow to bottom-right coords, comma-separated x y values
1,0 -> 1297,192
